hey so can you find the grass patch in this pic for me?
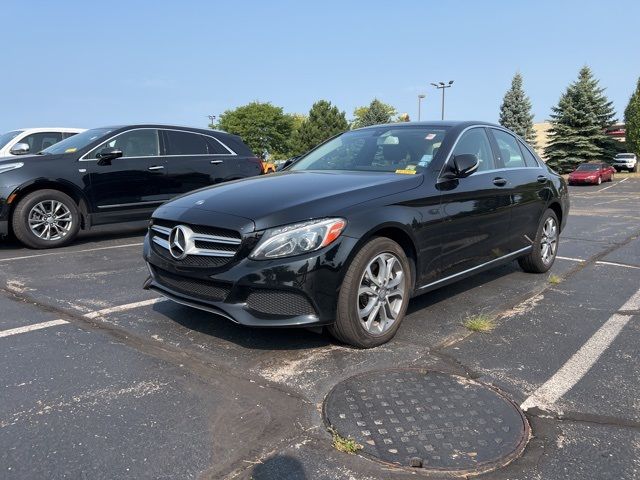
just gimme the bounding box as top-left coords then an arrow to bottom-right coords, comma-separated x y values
548,274 -> 562,285
329,427 -> 362,454
462,314 -> 495,333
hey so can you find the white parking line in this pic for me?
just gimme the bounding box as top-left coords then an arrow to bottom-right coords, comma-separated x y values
521,286 -> 640,411
0,242 -> 143,263
596,176 -> 628,193
1,297 -> 165,339
556,256 -> 640,270
0,319 -> 69,338
83,298 -> 166,319
556,256 -> 585,263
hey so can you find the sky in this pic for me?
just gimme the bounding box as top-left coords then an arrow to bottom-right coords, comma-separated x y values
2,0 -> 639,133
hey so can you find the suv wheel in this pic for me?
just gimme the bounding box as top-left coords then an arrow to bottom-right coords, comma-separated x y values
518,209 -> 559,273
328,237 -> 411,348
12,190 -> 80,249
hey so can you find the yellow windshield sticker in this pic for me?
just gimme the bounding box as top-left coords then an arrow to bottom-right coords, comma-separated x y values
65,147 -> 77,153
395,169 -> 417,175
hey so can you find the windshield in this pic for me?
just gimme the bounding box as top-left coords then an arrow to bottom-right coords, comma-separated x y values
616,153 -> 635,159
0,130 -> 23,149
40,127 -> 114,155
289,126 -> 449,173
576,164 -> 599,171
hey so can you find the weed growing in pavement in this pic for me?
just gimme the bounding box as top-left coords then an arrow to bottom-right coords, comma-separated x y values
463,314 -> 496,333
329,427 -> 362,454
548,274 -> 562,284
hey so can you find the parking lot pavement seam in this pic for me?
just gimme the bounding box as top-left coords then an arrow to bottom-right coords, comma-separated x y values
525,410 -> 640,431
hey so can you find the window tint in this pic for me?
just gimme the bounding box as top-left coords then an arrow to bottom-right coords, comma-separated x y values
493,130 -> 525,168
518,140 -> 539,167
62,132 -> 79,139
206,136 -> 232,154
20,132 -> 64,153
164,130 -> 210,155
451,128 -> 494,172
91,129 -> 159,158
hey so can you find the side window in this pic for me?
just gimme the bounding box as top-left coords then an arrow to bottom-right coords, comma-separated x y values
517,140 -> 539,167
451,128 -> 494,172
20,132 -> 64,153
63,132 -> 79,139
493,130 -> 525,168
91,129 -> 159,158
164,130 -> 209,155
206,136 -> 233,154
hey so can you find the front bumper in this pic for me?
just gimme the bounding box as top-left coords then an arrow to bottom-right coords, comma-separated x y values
568,177 -> 598,184
143,233 -> 358,328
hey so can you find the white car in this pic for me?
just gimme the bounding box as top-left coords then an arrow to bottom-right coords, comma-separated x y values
612,153 -> 637,172
0,127 -> 84,157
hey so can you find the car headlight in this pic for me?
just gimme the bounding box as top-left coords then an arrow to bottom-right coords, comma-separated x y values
250,218 -> 347,260
0,162 -> 24,174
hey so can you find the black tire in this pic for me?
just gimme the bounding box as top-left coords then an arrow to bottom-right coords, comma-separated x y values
328,237 -> 411,348
12,190 -> 80,249
518,209 -> 559,274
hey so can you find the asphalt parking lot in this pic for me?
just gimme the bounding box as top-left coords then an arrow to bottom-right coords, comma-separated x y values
1,178 -> 639,479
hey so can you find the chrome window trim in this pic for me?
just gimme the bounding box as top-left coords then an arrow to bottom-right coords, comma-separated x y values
439,124 -> 543,179
80,127 -> 236,162
417,246 -> 533,291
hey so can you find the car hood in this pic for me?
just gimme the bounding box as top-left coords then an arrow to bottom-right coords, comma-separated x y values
165,170 -> 424,231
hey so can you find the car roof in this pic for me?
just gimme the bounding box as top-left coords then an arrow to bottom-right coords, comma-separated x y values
97,124 -> 233,136
353,120 -> 501,131
13,127 -> 85,133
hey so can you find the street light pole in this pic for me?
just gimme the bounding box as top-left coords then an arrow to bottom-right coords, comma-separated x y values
430,81 -> 454,120
207,115 -> 216,128
417,94 -> 426,121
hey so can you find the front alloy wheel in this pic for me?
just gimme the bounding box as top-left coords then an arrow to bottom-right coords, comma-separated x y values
358,253 -> 406,335
329,237 -> 411,348
12,189 -> 81,249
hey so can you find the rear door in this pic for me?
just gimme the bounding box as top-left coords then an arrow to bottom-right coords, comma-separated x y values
83,128 -> 171,223
438,127 -> 513,278
488,128 -> 548,252
162,129 -> 237,197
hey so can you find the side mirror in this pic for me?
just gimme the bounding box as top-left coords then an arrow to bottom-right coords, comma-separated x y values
452,154 -> 479,178
96,147 -> 123,163
10,143 -> 30,155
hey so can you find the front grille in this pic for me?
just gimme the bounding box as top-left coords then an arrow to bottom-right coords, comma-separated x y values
246,289 -> 316,317
152,266 -> 231,302
150,219 -> 242,268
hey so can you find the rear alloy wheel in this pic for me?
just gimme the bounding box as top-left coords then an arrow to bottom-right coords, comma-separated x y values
12,189 -> 80,249
518,209 -> 559,273
329,237 -> 411,348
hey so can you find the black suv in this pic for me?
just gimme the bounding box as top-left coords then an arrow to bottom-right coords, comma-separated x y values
143,122 -> 569,348
0,125 -> 261,248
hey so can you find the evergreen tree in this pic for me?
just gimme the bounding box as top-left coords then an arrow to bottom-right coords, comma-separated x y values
352,99 -> 397,128
544,68 -> 613,173
499,72 -> 536,144
624,77 -> 640,160
575,66 -> 618,161
291,100 -> 348,155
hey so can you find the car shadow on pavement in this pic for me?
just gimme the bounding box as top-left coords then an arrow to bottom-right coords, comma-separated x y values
251,454 -> 308,480
151,263 -> 521,353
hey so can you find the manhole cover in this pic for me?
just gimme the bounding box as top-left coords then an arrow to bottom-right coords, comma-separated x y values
324,369 -> 529,474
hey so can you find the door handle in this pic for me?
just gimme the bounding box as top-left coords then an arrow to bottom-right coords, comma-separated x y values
210,160 -> 223,164
148,165 -> 164,171
537,175 -> 548,183
493,177 -> 507,187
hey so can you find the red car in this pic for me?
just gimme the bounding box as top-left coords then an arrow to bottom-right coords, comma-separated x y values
568,162 -> 615,185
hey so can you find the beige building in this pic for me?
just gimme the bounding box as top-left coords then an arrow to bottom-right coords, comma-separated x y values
533,122 -> 551,160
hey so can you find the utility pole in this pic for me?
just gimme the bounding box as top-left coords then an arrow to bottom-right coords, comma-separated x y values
417,94 -> 426,121
430,81 -> 454,120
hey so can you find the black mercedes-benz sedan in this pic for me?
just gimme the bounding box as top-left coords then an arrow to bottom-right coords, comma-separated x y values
0,125 -> 262,248
143,121 -> 569,348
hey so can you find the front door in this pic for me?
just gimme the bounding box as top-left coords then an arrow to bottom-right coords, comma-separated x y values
83,128 -> 170,224
437,127 -> 513,279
